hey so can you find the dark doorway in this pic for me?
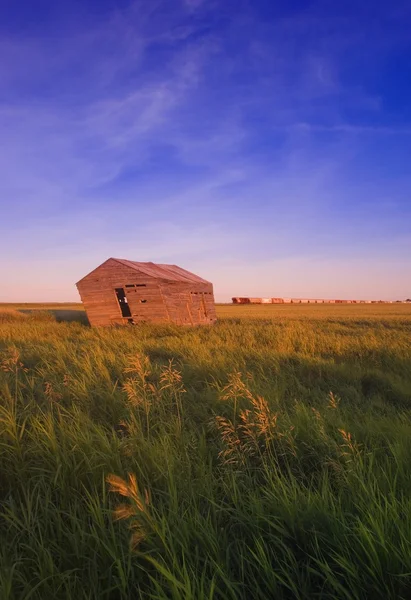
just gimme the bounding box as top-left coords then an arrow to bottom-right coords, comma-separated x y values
115,288 -> 132,317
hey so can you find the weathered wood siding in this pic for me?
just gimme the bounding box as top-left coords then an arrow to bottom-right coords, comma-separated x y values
76,258 -> 216,327
161,282 -> 216,325
76,259 -> 167,327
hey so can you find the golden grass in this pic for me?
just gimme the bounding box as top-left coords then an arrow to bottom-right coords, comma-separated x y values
0,301 -> 411,598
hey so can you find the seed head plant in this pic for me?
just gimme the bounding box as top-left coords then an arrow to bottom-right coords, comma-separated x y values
106,473 -> 151,549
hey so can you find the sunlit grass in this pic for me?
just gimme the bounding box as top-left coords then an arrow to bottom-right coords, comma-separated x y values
0,304 -> 411,598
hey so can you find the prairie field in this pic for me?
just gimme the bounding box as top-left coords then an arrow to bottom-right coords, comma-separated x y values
1,303 -> 411,599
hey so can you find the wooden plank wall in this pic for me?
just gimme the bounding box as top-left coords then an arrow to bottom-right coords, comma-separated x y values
77,259 -> 217,327
125,284 -> 168,323
76,260 -> 167,327
160,282 -> 217,326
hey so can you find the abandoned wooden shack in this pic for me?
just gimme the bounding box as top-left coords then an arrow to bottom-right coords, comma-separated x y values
76,258 -> 217,327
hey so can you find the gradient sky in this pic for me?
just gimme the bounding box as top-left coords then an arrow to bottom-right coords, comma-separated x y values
1,0 -> 411,302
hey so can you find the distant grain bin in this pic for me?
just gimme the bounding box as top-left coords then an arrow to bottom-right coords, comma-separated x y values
76,258 -> 217,327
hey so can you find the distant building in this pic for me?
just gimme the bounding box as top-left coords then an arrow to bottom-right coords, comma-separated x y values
231,296 -> 397,305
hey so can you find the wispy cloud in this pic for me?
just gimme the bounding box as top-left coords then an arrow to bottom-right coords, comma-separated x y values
1,0 -> 411,301
284,123 -> 411,135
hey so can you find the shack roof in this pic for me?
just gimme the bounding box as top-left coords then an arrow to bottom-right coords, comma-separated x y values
77,258 -> 211,285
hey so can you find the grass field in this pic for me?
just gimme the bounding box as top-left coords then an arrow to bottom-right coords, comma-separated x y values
1,303 -> 411,599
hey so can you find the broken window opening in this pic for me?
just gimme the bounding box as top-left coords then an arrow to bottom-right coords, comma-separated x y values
139,299 -> 147,304
115,288 -> 132,318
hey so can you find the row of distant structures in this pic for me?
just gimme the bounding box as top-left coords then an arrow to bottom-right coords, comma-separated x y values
232,297 -> 409,305
74,257 -> 409,329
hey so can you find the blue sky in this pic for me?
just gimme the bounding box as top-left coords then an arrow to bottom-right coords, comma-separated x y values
1,0 -> 410,301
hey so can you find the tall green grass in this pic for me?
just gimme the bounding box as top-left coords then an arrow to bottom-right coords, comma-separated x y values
1,305 -> 411,599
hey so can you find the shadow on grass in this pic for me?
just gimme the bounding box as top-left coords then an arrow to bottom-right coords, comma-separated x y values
20,309 -> 90,325
51,310 -> 89,325
168,350 -> 411,412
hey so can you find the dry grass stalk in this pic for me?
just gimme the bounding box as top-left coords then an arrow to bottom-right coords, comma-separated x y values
159,360 -> 186,431
338,429 -> 361,463
123,354 -> 156,435
159,360 -> 185,395
311,407 -> 326,438
122,379 -> 145,408
44,381 -> 62,403
124,354 -> 152,379
215,415 -> 243,466
1,347 -> 27,374
249,395 -> 277,440
217,374 -> 290,465
106,473 -> 151,549
1,346 -> 28,402
220,371 -> 254,402
123,354 -> 156,406
220,371 -> 255,428
328,392 -> 340,409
